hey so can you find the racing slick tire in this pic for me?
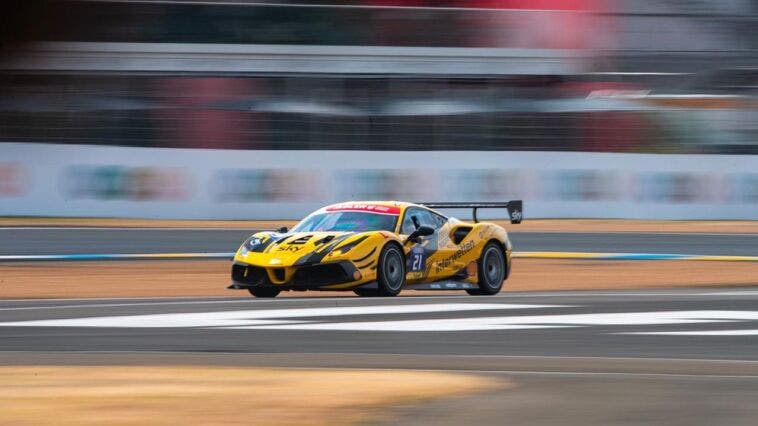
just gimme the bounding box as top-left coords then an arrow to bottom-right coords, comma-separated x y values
248,287 -> 281,298
466,241 -> 506,296
374,243 -> 406,297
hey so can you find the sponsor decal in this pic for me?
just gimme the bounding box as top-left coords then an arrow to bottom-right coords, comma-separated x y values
335,170 -> 438,201
734,174 -> 758,203
450,169 -> 530,201
212,169 -> 323,202
435,240 -> 475,273
586,89 -> 651,99
407,271 -> 423,280
0,163 -> 27,197
61,166 -> 188,201
437,228 -> 451,249
277,246 -> 303,253
545,169 -> 623,202
639,172 -> 727,204
510,210 -> 523,222
326,203 -> 400,215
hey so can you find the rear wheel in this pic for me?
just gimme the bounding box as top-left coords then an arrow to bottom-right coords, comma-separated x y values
375,243 -> 405,297
248,287 -> 281,298
466,242 -> 505,296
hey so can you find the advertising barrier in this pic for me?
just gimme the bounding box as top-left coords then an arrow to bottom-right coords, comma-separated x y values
1,143 -> 756,220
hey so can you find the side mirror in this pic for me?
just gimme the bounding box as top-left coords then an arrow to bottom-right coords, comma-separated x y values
406,225 -> 434,243
277,226 -> 288,233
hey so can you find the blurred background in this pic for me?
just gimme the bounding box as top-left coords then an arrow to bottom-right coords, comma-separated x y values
0,0 -> 756,219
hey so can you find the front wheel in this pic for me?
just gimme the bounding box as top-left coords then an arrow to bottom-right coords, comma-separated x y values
375,243 -> 406,297
248,287 -> 281,298
466,242 -> 506,296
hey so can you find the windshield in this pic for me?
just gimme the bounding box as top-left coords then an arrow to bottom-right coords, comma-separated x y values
292,211 -> 398,233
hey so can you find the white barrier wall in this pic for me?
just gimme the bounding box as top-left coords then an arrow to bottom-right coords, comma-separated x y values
1,143 -> 756,220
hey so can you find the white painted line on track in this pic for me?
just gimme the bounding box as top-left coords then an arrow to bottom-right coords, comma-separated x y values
0,295 -> 251,303
0,303 -> 561,328
229,310 -> 758,332
6,306 -> 758,334
622,329 -> 758,336
503,291 -> 722,298
526,292 -> 758,298
0,294 -> 521,311
0,299 -> 265,311
4,288 -> 758,311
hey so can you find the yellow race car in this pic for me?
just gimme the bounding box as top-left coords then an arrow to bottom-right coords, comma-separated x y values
229,201 -> 522,297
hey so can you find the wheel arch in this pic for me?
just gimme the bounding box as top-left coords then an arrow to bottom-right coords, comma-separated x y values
375,239 -> 406,296
382,239 -> 406,261
482,238 -> 509,280
483,237 -> 506,255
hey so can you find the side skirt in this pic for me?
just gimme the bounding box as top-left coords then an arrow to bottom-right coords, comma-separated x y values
405,281 -> 478,290
230,280 -> 478,291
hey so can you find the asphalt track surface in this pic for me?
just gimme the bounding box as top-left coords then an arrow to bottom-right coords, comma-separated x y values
2,289 -> 758,358
2,227 -> 757,256
4,289 -> 758,424
2,225 -> 756,424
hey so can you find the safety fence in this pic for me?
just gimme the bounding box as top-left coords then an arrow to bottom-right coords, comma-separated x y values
2,143 -> 756,220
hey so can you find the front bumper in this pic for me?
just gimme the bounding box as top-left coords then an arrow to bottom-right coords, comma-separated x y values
230,260 -> 360,290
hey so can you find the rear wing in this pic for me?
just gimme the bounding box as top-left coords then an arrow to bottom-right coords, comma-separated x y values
417,200 -> 523,224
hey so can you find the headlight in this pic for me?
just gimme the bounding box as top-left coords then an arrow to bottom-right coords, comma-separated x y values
239,236 -> 264,255
246,237 -> 263,249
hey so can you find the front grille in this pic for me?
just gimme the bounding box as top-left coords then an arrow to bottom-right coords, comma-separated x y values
231,263 -> 267,285
272,268 -> 285,281
291,262 -> 354,287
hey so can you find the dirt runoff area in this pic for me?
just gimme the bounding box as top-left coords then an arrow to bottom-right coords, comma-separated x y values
0,366 -> 502,425
1,258 -> 756,299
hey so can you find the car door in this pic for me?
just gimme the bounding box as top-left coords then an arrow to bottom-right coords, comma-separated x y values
400,207 -> 453,281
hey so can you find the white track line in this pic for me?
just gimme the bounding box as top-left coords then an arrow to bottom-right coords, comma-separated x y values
622,329 -> 758,336
0,299 -> 266,311
0,297 -> 559,312
3,289 -> 758,311
0,295 -> 246,303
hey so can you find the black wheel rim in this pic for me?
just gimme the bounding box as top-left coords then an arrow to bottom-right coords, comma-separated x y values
384,248 -> 404,291
483,248 -> 503,287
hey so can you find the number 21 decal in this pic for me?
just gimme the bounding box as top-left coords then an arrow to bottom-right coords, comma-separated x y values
408,245 -> 427,272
